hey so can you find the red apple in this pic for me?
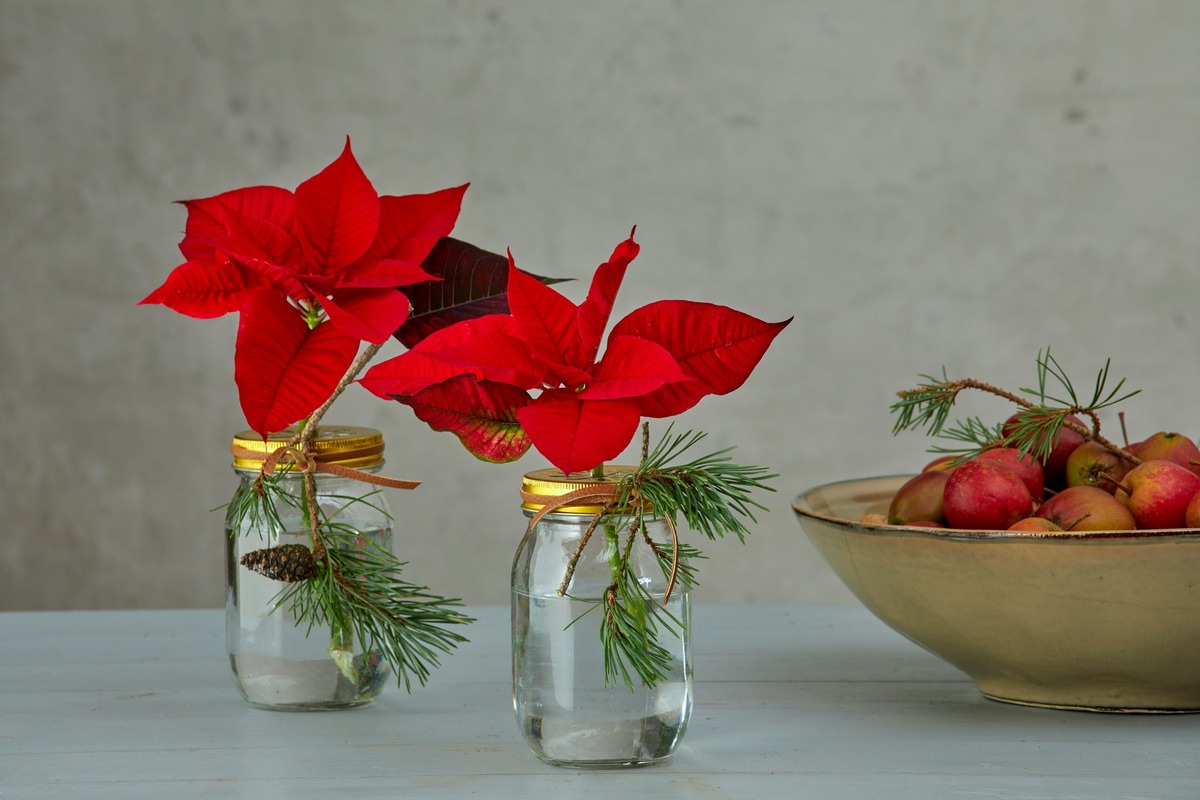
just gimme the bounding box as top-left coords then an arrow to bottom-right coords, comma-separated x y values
922,455 -> 958,473
1129,431 -> 1200,477
1008,517 -> 1063,532
1115,459 -> 1200,529
1064,440 -> 1131,494
1185,492 -> 1200,528
1002,412 -> 1085,490
942,458 -> 1033,529
975,447 -> 1045,501
1034,485 -> 1136,532
887,471 -> 949,525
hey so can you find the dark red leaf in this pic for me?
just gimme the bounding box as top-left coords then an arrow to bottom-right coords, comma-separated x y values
339,186 -> 468,287
578,335 -> 690,400
577,229 -> 639,363
515,391 -> 642,475
396,375 -> 532,463
235,290 -> 359,436
138,258 -> 265,318
294,138 -> 380,274
610,300 -> 792,417
394,237 -> 568,348
322,288 -> 411,344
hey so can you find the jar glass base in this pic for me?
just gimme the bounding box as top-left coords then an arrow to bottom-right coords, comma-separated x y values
229,652 -> 388,711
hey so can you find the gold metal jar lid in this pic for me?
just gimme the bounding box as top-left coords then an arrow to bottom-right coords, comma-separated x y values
520,466 -> 637,514
231,425 -> 385,471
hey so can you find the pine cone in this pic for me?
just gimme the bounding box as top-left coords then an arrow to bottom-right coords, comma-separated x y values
240,544 -> 320,582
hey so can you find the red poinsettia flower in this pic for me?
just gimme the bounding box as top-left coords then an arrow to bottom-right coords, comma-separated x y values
140,138 -> 466,437
359,230 -> 791,474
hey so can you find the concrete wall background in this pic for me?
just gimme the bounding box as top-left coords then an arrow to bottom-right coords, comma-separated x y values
2,1 -> 1199,610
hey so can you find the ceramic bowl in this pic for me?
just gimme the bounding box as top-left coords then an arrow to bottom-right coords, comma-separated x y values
793,475 -> 1200,713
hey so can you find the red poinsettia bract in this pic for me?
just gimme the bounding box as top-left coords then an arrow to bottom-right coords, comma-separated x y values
140,138 -> 466,437
359,230 -> 791,474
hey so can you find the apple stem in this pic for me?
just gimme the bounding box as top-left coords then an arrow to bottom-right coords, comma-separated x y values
1064,511 -> 1092,532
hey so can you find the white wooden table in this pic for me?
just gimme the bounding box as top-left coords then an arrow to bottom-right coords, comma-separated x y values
2,606 -> 1197,798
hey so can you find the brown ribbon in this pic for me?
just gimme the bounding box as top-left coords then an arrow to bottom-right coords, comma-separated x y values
521,483 -> 681,604
231,444 -> 421,491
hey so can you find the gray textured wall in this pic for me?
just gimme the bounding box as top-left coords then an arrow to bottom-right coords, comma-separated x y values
3,1 -> 1199,610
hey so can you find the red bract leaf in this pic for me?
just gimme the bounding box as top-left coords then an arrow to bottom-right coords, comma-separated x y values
235,290 -> 359,437
339,257 -> 438,290
577,229 -> 639,364
209,201 -> 304,266
359,315 -> 515,399
395,238 -> 567,348
610,300 -> 792,418
340,186 -> 468,287
226,253 -> 310,304
396,375 -> 532,463
516,391 -> 642,475
294,138 -> 380,274
579,334 -> 690,400
358,350 -> 462,399
322,288 -> 411,345
421,316 -> 547,389
138,258 -> 265,318
506,254 -> 586,378
178,186 -> 295,261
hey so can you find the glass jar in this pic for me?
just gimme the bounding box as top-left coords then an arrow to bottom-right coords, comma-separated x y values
512,468 -> 693,768
225,425 -> 393,710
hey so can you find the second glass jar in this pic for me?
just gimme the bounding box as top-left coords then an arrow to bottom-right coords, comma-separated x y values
512,468 -> 693,768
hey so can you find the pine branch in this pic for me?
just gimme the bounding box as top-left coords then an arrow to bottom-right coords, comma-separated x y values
227,471 -> 472,692
890,347 -> 1141,463
273,522 -> 473,692
569,423 -> 775,691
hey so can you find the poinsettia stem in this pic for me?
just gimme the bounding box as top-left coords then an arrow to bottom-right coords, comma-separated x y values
297,342 -> 385,447
286,341 -> 383,681
592,463 -> 606,480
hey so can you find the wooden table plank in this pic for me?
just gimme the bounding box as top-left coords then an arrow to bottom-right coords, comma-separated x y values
1,606 -> 1196,798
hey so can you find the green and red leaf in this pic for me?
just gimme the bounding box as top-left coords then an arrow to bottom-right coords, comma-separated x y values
396,375 -> 532,463
611,300 -> 792,417
234,290 -> 360,437
515,391 -> 642,475
294,138 -> 380,274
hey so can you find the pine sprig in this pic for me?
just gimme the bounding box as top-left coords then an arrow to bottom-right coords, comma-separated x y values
925,416 -> 1005,458
890,347 -> 1141,463
618,426 -> 778,543
595,566 -> 683,690
227,475 -> 472,692
570,424 -> 774,691
275,526 -> 473,692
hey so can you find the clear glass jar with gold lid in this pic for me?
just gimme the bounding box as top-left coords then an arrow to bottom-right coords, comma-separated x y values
512,468 -> 693,767
225,425 -> 392,710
